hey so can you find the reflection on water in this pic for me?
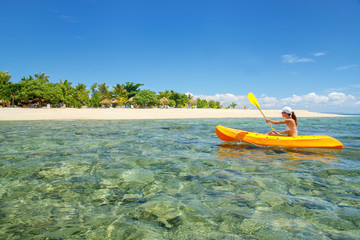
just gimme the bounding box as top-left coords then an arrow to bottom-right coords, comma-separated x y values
0,118 -> 359,239
217,143 -> 339,170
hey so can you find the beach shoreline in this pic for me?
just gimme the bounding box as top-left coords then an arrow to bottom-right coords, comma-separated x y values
0,108 -> 346,121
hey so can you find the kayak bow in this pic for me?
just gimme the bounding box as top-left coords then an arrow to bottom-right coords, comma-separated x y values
216,125 -> 343,148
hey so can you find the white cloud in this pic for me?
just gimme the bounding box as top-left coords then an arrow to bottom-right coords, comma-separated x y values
336,64 -> 358,71
187,92 -> 247,107
282,54 -> 314,63
328,92 -> 355,104
280,92 -> 355,107
286,93 -> 329,105
260,96 -> 278,107
188,92 -> 357,110
313,52 -> 326,57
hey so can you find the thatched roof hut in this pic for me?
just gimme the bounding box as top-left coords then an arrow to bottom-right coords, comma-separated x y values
187,99 -> 197,105
127,97 -> 134,103
158,97 -> 170,105
100,98 -> 112,105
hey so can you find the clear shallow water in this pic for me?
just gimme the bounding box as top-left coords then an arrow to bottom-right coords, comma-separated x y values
0,117 -> 359,239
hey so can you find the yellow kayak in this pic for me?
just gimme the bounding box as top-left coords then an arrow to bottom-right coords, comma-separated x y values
216,125 -> 344,148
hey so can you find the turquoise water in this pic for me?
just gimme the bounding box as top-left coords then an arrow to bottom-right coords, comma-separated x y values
1,117 -> 359,239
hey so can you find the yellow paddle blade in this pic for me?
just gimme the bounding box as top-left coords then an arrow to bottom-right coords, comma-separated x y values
248,92 -> 275,131
248,92 -> 260,109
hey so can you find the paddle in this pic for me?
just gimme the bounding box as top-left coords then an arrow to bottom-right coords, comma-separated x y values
248,92 -> 275,131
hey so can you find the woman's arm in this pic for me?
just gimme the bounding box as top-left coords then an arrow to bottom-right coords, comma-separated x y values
278,130 -> 290,135
266,119 -> 287,125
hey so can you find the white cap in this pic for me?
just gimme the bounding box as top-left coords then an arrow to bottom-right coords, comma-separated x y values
281,106 -> 293,115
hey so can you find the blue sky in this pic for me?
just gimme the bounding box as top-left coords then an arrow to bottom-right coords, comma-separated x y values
1,0 -> 359,113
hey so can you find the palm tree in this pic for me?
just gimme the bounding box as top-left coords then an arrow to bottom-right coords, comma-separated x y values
228,102 -> 237,109
6,84 -> 20,106
0,71 -> 14,106
59,79 -> 73,95
20,75 -> 34,82
35,72 -> 50,81
113,83 -> 127,98
124,82 -> 143,98
90,83 -> 101,107
159,90 -> 172,99
0,72 -> 24,106
0,71 -> 12,85
98,83 -> 109,99
75,83 -> 90,106
59,79 -> 75,107
91,83 -> 98,93
112,83 -> 128,106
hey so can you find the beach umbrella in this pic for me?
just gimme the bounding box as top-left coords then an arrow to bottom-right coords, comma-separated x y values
187,99 -> 197,105
112,100 -> 118,104
100,98 -> 112,105
127,97 -> 134,103
158,97 -> 170,105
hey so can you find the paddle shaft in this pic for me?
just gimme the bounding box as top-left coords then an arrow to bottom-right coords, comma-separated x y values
248,92 -> 275,132
256,107 -> 275,131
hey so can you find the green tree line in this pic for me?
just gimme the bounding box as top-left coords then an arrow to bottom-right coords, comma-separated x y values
0,71 -> 222,108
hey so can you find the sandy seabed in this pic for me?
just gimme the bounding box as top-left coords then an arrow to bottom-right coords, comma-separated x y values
0,108 -> 344,121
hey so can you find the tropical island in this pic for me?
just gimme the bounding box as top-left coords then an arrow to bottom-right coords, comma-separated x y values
0,71 -> 344,120
0,71 -> 224,109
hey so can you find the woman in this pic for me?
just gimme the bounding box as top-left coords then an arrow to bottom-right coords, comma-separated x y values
266,106 -> 298,137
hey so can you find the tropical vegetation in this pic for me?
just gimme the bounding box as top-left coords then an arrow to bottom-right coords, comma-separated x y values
0,71 -> 225,108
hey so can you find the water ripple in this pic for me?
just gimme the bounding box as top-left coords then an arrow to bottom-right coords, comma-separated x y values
0,118 -> 359,239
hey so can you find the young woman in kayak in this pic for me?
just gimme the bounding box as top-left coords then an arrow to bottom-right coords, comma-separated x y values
266,107 -> 298,137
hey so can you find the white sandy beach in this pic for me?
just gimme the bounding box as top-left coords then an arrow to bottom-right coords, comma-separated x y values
0,108 -> 345,121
